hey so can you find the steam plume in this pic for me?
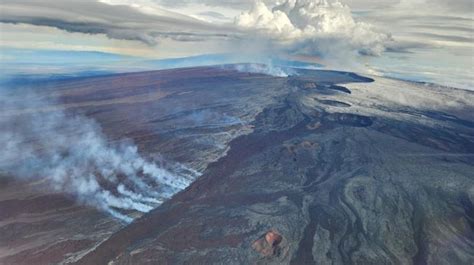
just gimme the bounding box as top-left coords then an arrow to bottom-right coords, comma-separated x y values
232,63 -> 296,77
0,86 -> 197,223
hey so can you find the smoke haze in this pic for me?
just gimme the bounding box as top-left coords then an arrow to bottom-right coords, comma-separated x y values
0,86 -> 197,223
232,63 -> 296,77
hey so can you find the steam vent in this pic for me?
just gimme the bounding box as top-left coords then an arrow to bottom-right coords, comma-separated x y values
1,66 -> 473,265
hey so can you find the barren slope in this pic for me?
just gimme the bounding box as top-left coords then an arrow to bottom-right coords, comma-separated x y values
75,68 -> 474,265
0,67 -> 291,264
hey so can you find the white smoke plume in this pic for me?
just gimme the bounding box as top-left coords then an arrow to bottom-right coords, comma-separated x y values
0,87 -> 197,223
235,0 -> 391,60
233,63 -> 296,77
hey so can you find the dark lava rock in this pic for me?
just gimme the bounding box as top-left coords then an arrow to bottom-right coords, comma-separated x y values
2,66 -> 474,265
317,100 -> 352,108
288,79 -> 353,95
326,85 -> 352,94
74,67 -> 474,265
324,113 -> 374,127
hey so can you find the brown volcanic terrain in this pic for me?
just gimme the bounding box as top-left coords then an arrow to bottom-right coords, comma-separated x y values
2,66 -> 474,265
0,67 -> 291,264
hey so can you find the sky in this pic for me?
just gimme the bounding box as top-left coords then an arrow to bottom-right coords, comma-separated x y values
0,0 -> 473,89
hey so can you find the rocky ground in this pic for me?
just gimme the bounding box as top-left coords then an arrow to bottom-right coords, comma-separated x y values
1,66 -> 474,264
0,67 -> 289,264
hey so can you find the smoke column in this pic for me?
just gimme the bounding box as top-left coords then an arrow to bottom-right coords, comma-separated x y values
0,86 -> 197,223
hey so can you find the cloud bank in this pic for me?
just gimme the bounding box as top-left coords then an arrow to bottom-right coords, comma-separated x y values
5,0 -> 470,86
1,0 -> 390,61
0,0 -> 235,46
235,0 -> 391,59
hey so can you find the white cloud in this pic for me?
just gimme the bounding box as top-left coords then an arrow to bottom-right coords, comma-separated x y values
0,0 -> 472,88
235,1 -> 298,39
235,0 -> 391,59
0,0 -> 391,63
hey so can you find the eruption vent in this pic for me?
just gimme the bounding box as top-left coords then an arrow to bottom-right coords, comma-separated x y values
0,87 -> 198,222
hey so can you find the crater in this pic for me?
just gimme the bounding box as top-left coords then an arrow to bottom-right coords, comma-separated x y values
324,113 -> 374,127
324,85 -> 352,94
288,80 -> 352,94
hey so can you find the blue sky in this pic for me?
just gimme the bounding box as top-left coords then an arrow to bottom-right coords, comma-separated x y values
0,0 -> 473,89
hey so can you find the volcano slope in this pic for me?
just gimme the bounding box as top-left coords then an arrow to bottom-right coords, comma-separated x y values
2,66 -> 474,265
73,67 -> 474,265
0,67 -> 291,264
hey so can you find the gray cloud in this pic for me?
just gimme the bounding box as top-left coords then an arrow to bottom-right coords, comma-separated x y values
198,11 -> 229,20
412,24 -> 474,34
403,0 -> 473,15
1,0 -> 472,85
139,0 -> 474,15
0,0 -> 238,45
0,0 -> 392,59
415,32 -> 473,44
155,0 -> 263,8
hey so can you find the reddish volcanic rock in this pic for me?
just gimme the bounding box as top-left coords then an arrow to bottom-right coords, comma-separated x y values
252,230 -> 284,257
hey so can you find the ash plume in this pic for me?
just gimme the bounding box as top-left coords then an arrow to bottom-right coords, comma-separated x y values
0,86 -> 197,223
